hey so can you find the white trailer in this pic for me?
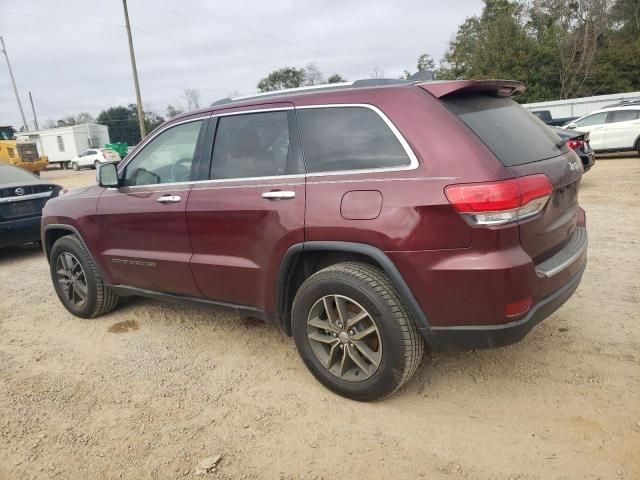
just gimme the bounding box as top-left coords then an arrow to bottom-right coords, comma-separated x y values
18,124 -> 110,168
523,91 -> 640,120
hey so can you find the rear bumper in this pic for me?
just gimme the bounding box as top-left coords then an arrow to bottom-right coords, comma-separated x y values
424,263 -> 585,351
386,210 -> 588,351
0,216 -> 41,248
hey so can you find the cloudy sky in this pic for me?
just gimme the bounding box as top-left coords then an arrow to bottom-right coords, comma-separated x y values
1,0 -> 483,129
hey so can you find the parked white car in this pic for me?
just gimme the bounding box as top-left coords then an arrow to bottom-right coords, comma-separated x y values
69,148 -> 121,170
564,102 -> 640,153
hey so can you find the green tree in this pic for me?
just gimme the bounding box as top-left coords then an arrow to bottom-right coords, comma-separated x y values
402,53 -> 437,79
166,104 -> 184,118
439,0 -> 535,97
97,105 -> 164,145
416,53 -> 436,71
257,67 -> 306,92
327,73 -> 347,83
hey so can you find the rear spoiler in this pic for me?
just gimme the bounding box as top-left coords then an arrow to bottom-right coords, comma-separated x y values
418,80 -> 525,98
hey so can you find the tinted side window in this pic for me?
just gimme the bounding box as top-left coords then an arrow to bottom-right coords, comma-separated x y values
297,107 -> 411,173
611,110 -> 639,123
123,120 -> 203,186
575,112 -> 608,127
211,111 -> 291,180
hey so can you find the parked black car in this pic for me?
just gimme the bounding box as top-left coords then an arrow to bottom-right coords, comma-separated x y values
0,164 -> 61,248
552,126 -> 595,172
531,110 -> 578,127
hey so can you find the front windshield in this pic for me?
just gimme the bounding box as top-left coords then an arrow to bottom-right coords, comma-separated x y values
0,127 -> 16,141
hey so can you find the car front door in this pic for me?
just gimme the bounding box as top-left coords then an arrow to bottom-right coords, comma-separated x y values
603,109 -> 640,150
186,105 -> 305,314
95,116 -> 209,296
571,112 -> 608,150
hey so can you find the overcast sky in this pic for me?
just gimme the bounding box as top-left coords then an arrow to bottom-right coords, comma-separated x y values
0,0 -> 483,129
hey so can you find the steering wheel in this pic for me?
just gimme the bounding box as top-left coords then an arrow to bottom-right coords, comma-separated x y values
171,158 -> 192,183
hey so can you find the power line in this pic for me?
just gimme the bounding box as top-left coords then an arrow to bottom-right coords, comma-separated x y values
0,9 -> 279,69
0,10 -> 124,28
163,0 -> 368,71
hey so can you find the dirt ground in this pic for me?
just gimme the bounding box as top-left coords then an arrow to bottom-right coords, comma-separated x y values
1,157 -> 639,479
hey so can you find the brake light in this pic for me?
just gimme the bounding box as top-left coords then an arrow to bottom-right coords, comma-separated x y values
567,139 -> 584,150
445,174 -> 552,226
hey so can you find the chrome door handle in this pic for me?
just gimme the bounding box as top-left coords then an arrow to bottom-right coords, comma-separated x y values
261,190 -> 296,200
156,195 -> 181,203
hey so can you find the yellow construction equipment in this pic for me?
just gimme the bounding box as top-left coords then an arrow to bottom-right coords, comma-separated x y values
0,125 -> 48,175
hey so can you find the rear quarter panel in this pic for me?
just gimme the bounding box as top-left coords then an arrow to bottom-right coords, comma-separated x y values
296,86 -> 510,251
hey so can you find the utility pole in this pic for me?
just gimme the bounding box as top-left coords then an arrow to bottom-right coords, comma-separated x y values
28,91 -> 39,130
1,36 -> 29,132
122,0 -> 146,139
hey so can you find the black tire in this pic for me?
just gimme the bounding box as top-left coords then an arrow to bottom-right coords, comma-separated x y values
49,234 -> 119,318
71,162 -> 79,171
94,160 -> 100,169
292,262 -> 424,401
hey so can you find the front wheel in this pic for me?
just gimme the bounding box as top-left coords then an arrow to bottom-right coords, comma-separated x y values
292,262 -> 424,401
71,162 -> 79,171
49,235 -> 119,318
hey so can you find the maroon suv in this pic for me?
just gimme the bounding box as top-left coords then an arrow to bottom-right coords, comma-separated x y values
42,79 -> 587,401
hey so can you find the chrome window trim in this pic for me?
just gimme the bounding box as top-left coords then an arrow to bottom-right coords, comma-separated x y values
212,106 -> 293,117
118,103 -> 420,189
116,116 -> 208,176
295,103 -> 419,177
0,191 -> 52,204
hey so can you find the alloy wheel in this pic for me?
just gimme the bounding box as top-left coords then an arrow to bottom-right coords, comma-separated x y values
307,294 -> 382,381
55,252 -> 88,307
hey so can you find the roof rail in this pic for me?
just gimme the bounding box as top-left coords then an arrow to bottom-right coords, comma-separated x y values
604,99 -> 640,108
213,82 -> 354,106
351,78 -> 410,87
211,77 -> 420,107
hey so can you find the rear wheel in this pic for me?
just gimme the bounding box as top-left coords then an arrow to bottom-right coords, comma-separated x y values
292,262 -> 424,401
50,235 -> 119,318
94,160 -> 100,169
71,161 -> 79,171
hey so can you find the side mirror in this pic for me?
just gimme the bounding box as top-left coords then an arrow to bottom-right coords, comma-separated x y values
97,162 -> 119,188
566,123 -> 577,129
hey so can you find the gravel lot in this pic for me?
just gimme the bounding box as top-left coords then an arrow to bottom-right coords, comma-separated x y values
1,157 -> 639,479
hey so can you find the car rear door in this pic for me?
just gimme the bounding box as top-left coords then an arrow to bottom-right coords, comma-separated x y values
603,109 -> 640,150
186,104 -> 305,313
94,116 -> 209,296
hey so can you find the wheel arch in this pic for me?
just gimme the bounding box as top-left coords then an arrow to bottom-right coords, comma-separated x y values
43,224 -> 106,278
275,241 -> 431,337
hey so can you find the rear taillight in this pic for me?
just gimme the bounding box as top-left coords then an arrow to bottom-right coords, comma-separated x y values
567,139 -> 584,150
445,174 -> 552,226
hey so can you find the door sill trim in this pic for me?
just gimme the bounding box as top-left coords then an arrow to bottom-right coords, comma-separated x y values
107,284 -> 274,323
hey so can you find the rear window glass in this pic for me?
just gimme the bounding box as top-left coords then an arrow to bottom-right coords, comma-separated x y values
611,110 -> 639,123
297,106 -> 411,173
0,164 -> 37,183
443,95 -> 567,166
